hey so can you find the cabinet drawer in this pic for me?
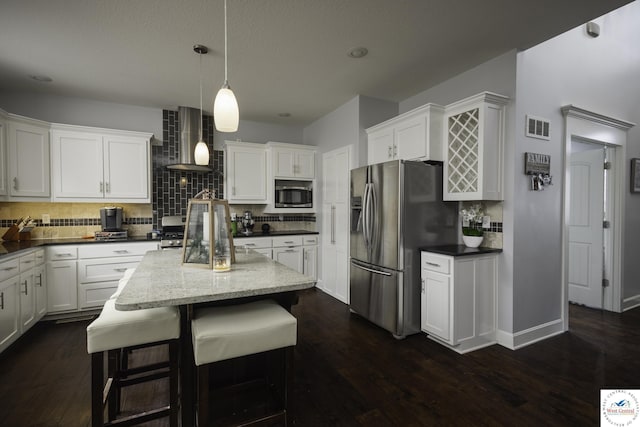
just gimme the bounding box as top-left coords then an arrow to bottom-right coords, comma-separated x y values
302,235 -> 318,245
272,236 -> 303,247
78,242 -> 155,259
0,259 -> 20,282
421,252 -> 451,275
34,249 -> 45,265
78,281 -> 118,309
47,246 -> 78,261
233,237 -> 272,249
78,256 -> 143,284
19,254 -> 36,272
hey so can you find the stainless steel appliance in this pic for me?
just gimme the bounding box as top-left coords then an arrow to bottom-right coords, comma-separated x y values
160,216 -> 186,248
100,207 -> 123,231
349,160 -> 457,338
274,180 -> 313,208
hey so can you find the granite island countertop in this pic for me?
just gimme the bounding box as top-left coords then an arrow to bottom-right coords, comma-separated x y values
419,245 -> 503,257
115,249 -> 316,310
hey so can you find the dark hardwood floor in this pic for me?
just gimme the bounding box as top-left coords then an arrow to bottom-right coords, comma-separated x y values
1,288 -> 638,426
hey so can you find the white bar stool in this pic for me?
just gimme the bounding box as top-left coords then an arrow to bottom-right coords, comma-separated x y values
86,271 -> 180,427
191,299 -> 297,426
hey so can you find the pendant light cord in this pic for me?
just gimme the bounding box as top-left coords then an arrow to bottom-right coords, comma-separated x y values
224,0 -> 228,83
199,51 -> 203,141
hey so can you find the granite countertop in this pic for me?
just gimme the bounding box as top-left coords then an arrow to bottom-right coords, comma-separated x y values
115,249 -> 316,310
233,229 -> 318,238
419,245 -> 503,257
0,236 -> 159,258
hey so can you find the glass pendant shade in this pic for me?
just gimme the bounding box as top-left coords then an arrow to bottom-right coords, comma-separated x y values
214,83 -> 239,132
194,140 -> 210,165
182,198 -> 235,271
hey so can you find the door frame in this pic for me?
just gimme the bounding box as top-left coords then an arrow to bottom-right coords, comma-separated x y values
561,106 -> 634,330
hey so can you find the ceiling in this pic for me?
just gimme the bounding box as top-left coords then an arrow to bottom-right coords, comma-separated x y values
0,0 -> 632,126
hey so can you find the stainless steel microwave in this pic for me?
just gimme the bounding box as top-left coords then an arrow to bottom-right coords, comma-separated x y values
275,180 -> 313,208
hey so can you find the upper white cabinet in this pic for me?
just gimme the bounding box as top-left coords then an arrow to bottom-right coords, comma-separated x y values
443,92 -> 508,201
7,114 -> 50,198
267,142 -> 315,179
50,125 -> 152,202
225,141 -> 268,204
366,104 -> 444,165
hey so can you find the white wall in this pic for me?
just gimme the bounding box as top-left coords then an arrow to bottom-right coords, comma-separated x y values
515,1 -> 640,320
213,120 -> 304,150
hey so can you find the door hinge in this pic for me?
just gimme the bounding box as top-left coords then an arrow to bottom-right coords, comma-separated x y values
603,220 -> 611,229
602,278 -> 610,288
604,162 -> 612,170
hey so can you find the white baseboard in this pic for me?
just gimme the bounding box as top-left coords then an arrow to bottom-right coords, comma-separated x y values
623,294 -> 640,311
495,318 -> 565,350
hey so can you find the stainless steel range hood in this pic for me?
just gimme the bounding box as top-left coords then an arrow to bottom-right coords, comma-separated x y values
166,106 -> 213,172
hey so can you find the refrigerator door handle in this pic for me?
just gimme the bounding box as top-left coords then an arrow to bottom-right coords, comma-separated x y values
363,183 -> 371,252
369,182 -> 378,254
350,260 -> 392,277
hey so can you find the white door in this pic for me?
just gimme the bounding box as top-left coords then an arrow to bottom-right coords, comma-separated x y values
51,131 -> 104,199
568,148 -> 604,308
320,146 -> 351,303
104,136 -> 149,199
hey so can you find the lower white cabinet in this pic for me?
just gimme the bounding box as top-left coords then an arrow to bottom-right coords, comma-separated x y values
0,275 -> 19,353
46,246 -> 78,313
234,234 -> 318,279
77,241 -> 157,309
34,263 -> 46,321
420,251 -> 498,354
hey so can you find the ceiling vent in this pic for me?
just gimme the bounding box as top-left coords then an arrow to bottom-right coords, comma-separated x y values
526,115 -> 551,140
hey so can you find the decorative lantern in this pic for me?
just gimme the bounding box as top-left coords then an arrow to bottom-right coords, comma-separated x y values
182,190 -> 235,271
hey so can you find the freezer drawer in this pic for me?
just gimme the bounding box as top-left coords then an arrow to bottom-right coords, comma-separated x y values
349,259 -> 403,337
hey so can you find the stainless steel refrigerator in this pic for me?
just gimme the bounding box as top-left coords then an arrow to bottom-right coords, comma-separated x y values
349,160 -> 457,338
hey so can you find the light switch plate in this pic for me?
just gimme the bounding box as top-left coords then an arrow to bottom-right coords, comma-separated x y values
482,215 -> 490,229
42,214 -> 50,225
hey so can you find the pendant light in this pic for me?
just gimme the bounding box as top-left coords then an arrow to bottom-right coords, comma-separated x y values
213,0 -> 239,132
194,44 -> 210,165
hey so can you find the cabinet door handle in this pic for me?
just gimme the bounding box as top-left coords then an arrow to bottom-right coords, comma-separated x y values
36,274 -> 43,287
232,186 -> 236,196
331,205 -> 336,244
106,182 -> 110,193
393,143 -> 397,158
13,177 -> 18,191
388,146 -> 392,159
0,292 -> 4,309
55,253 -> 74,258
244,243 -> 256,247
22,280 -> 28,295
114,268 -> 128,273
284,241 -> 295,244
425,262 -> 441,268
2,266 -> 17,272
22,260 -> 34,265
421,278 -> 425,293
285,249 -> 295,253
113,250 -> 129,254
100,182 -> 104,193
52,264 -> 71,269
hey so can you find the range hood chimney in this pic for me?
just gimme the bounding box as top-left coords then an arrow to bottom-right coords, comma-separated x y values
166,106 -> 213,172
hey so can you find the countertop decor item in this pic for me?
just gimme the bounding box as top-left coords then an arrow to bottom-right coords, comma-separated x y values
182,189 -> 235,271
460,203 -> 484,247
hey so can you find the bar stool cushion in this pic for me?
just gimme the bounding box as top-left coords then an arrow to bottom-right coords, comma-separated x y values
87,299 -> 180,354
192,299 -> 297,366
109,268 -> 136,300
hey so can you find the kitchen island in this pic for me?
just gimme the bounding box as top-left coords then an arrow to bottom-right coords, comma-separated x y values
115,248 -> 316,425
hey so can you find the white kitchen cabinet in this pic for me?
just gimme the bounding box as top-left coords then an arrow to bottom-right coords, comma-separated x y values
443,92 -> 509,201
366,104 -> 444,165
0,257 -> 20,354
0,111 -> 7,196
233,236 -> 272,258
225,141 -> 268,204
302,234 -> 318,281
50,125 -> 152,202
272,236 -> 304,273
18,253 -> 37,333
420,251 -> 498,354
46,246 -> 78,313
77,242 -> 156,309
321,146 -> 351,304
267,142 -> 316,179
7,114 -> 50,198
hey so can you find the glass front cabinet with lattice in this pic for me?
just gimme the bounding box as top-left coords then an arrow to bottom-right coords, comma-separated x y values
443,92 -> 509,201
